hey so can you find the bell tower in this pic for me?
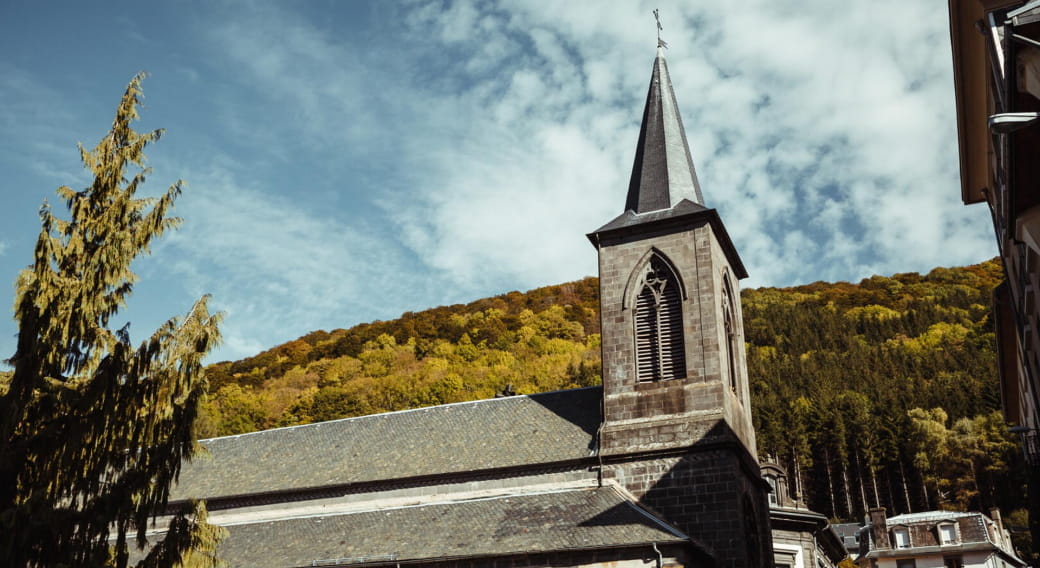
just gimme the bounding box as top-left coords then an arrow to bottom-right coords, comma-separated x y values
588,43 -> 772,567
588,44 -> 756,457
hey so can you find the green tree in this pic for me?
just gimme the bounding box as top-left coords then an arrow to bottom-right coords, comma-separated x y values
908,407 -> 952,509
0,74 -> 224,567
211,384 -> 270,436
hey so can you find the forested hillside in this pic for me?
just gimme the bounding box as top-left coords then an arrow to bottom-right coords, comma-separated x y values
198,260 -> 1021,529
744,261 -> 1013,523
199,278 -> 602,436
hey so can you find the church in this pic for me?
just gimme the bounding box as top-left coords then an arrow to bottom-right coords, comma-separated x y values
168,43 -> 777,568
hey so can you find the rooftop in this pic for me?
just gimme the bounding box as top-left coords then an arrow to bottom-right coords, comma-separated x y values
210,486 -> 688,567
172,387 -> 602,502
886,511 -> 976,524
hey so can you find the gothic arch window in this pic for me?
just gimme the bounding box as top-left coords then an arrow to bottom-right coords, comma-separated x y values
722,273 -> 739,393
633,255 -> 686,381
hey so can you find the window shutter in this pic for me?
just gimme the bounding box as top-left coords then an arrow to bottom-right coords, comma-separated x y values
636,286 -> 659,380
657,279 -> 685,378
635,256 -> 686,381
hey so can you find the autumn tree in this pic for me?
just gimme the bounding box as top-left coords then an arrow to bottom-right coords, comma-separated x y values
0,74 -> 224,567
194,257 -> 1014,523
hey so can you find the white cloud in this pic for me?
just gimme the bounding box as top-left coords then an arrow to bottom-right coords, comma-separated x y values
134,0 -> 997,360
380,0 -> 994,292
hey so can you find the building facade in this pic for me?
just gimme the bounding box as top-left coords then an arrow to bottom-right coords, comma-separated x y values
857,509 -> 1025,568
949,0 -> 1040,551
762,463 -> 847,568
161,45 -> 775,568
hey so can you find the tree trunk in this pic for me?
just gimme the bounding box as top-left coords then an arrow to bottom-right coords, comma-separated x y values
969,459 -> 982,510
850,445 -> 865,515
899,459 -> 913,513
871,466 -> 881,508
823,446 -> 837,518
792,450 -> 803,503
841,452 -> 853,518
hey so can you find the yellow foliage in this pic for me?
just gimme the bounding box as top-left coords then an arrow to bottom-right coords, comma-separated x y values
887,322 -> 970,352
315,356 -> 363,386
585,333 -> 601,349
432,341 -> 455,359
482,350 -> 516,367
844,304 -> 901,321
753,345 -> 778,359
539,337 -> 581,356
421,356 -> 450,373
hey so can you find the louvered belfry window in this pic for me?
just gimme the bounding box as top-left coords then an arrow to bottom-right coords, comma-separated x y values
723,276 -> 738,392
635,256 -> 686,381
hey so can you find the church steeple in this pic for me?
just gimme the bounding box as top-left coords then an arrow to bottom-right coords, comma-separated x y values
625,46 -> 704,213
587,37 -> 773,568
588,42 -> 755,455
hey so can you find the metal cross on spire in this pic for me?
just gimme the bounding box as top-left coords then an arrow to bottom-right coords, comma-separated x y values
653,8 -> 668,49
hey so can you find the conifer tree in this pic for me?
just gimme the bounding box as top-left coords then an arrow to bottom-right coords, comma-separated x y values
0,74 -> 224,567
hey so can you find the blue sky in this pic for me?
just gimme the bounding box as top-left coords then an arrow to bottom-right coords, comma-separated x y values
0,1 -> 996,364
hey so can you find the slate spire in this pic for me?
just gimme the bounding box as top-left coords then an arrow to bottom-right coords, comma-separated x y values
624,46 -> 704,213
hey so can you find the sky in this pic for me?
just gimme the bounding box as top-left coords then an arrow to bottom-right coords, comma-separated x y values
0,1 -> 997,364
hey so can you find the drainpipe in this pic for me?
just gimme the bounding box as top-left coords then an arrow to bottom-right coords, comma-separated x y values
651,542 -> 663,568
596,420 -> 605,487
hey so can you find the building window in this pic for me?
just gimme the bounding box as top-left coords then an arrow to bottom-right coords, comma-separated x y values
765,475 -> 778,506
773,549 -> 796,568
938,523 -> 958,545
893,527 -> 911,549
896,559 -> 916,568
634,256 -> 686,381
722,274 -> 738,393
944,557 -> 964,568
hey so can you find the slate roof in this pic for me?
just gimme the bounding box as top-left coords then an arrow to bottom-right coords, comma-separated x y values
886,511 -> 974,524
591,198 -> 709,234
213,486 -> 687,568
625,46 -> 704,214
172,387 -> 602,502
587,200 -> 748,280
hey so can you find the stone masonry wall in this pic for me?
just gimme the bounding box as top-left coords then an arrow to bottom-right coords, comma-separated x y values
596,218 -> 755,456
707,225 -> 756,455
594,212 -> 768,567
605,449 -> 773,568
597,221 -> 714,397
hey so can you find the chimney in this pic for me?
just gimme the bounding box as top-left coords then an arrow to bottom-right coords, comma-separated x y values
869,508 -> 890,550
990,507 -> 1004,533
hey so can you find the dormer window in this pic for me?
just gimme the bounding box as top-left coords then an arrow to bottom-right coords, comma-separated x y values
939,523 -> 958,545
765,475 -> 778,506
893,527 -> 911,549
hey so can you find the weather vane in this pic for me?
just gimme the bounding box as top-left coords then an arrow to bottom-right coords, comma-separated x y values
653,8 -> 668,49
